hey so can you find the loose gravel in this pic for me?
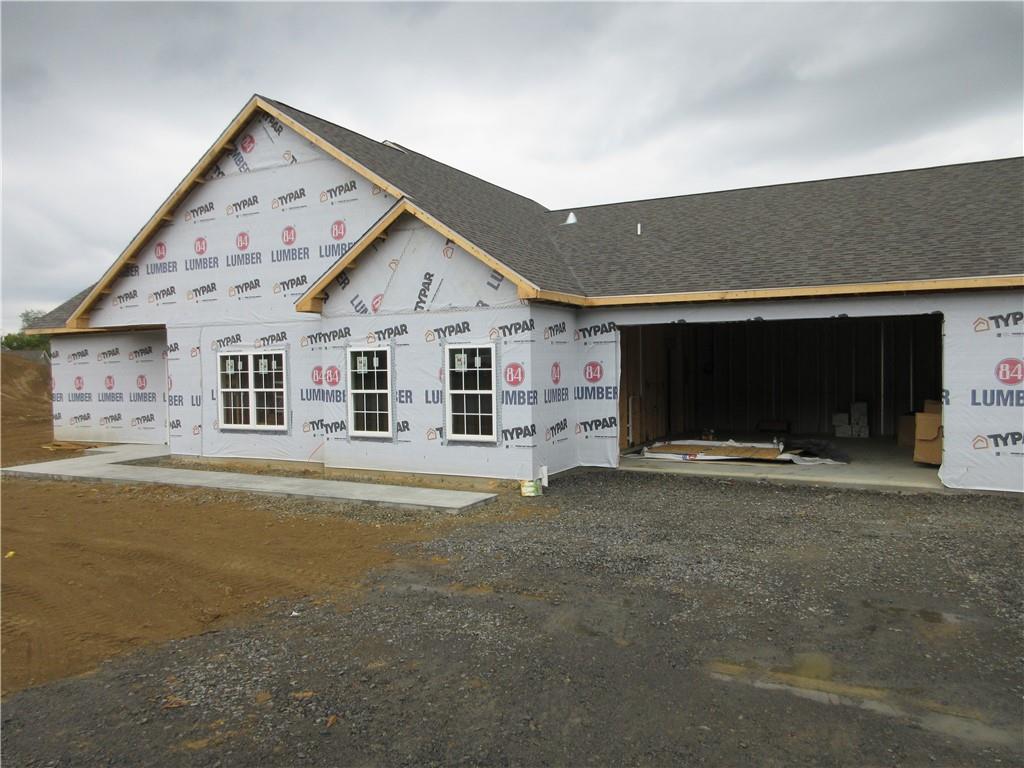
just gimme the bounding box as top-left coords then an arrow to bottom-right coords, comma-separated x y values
3,469 -> 1021,767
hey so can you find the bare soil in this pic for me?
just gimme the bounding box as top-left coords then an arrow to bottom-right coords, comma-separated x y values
0,479 -> 436,696
0,352 -> 88,467
0,353 -> 488,696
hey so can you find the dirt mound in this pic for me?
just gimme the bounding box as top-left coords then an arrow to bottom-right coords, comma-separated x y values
1,352 -> 51,420
1,351 -> 83,466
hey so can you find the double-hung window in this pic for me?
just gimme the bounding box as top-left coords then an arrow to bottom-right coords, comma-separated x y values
445,344 -> 496,442
348,347 -> 392,438
218,350 -> 287,431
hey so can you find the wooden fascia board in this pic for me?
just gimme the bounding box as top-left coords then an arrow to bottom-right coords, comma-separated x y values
65,96 -> 267,329
64,96 -> 411,330
294,198 -> 544,314
401,200 -> 540,300
578,274 -> 1024,307
254,97 -> 405,200
26,324 -> 166,337
294,201 -> 409,313
534,289 -> 587,305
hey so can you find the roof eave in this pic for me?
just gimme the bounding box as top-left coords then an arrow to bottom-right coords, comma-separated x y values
578,274 -> 1024,307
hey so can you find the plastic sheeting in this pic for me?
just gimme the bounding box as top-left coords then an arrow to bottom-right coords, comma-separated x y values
50,331 -> 167,443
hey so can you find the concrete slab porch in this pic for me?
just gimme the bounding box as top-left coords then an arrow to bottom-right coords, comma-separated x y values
1,444 -> 496,512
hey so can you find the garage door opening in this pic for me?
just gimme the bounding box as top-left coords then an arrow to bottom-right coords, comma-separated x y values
618,314 -> 944,480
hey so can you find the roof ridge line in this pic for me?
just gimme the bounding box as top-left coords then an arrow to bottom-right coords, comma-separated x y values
263,95 -> 552,213
548,156 -> 1024,213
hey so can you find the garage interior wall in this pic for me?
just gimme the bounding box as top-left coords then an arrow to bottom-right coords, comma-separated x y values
619,314 -> 942,448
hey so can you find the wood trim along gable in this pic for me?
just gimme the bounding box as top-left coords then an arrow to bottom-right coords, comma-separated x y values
253,97 -> 405,201
55,93 -> 1023,330
63,95 -> 410,330
66,96 -> 267,329
294,202 -> 408,313
294,198 -> 544,313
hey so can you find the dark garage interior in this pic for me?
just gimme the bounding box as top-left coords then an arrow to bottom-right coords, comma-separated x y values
618,314 -> 943,454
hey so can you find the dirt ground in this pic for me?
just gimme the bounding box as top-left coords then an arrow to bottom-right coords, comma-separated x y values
0,354 -> 477,696
0,352 -> 88,467
0,479 -> 439,696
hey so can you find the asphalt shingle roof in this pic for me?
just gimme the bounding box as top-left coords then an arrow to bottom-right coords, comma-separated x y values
27,285 -> 96,331
264,98 -> 585,295
34,97 -> 1024,325
545,158 -> 1024,296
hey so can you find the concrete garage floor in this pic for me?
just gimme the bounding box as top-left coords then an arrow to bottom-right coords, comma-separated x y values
620,438 -> 945,493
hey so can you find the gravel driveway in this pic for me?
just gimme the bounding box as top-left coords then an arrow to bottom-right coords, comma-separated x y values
3,470 -> 1021,766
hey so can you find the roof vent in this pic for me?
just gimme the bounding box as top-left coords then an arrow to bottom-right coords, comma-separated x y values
381,140 -> 408,154
563,211 -> 577,225
636,222 -> 642,236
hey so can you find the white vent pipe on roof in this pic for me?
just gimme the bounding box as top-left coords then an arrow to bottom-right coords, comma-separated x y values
637,222 -> 642,235
564,211 -> 577,225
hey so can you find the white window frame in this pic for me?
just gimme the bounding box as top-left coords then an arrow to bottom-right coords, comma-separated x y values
347,346 -> 393,438
217,349 -> 288,432
444,343 -> 497,443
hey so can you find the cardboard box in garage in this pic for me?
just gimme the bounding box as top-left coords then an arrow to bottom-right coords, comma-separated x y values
897,414 -> 916,448
914,412 -> 943,465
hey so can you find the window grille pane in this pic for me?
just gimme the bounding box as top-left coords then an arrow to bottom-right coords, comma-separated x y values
218,352 -> 285,430
446,345 -> 496,440
349,349 -> 391,436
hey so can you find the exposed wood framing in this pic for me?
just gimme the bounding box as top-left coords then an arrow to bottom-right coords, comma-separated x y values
578,274 -> 1024,307
58,91 -> 1024,332
294,198 -> 542,313
295,202 -> 408,313
63,95 -> 409,330
401,202 -> 541,300
26,324 -> 165,337
64,96 -> 273,330
253,97 -> 405,201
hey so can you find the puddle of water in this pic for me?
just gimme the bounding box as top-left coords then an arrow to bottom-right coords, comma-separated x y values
861,599 -> 966,625
789,652 -> 833,680
917,609 -> 964,625
709,660 -> 1020,749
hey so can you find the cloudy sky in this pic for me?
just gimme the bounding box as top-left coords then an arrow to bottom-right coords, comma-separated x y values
2,1 -> 1021,331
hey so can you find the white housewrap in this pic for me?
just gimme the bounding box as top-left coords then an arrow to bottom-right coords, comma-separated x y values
50,331 -> 167,444
44,115 -> 1023,491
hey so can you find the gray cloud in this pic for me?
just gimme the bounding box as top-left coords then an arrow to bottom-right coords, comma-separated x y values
2,1 -> 1020,330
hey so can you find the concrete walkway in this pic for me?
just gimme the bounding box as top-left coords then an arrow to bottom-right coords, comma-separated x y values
1,445 -> 495,512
